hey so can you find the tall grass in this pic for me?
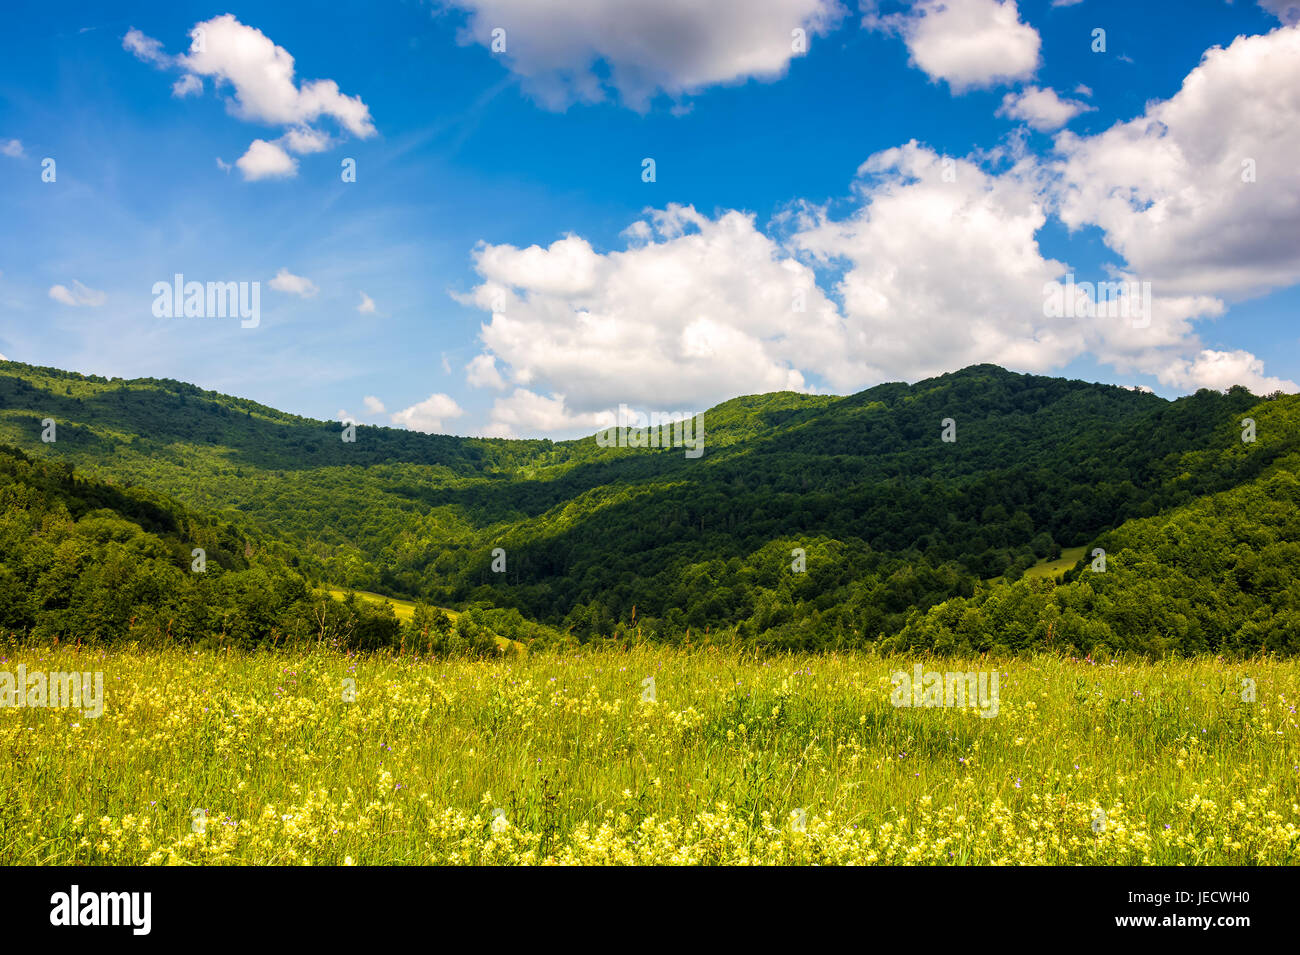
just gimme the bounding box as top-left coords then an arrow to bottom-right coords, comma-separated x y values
1,645 -> 1296,864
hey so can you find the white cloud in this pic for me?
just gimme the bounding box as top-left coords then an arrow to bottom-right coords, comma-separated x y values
269,268 -> 318,297
362,395 -> 385,414
357,291 -> 376,314
480,389 -> 615,439
998,85 -> 1092,130
0,139 -> 23,158
123,28 -> 169,66
1073,83 -> 1092,97
390,393 -> 466,433
174,15 -> 375,136
441,23 -> 1300,435
0,353 -> 8,362
235,139 -> 298,180
454,125 -> 1295,438
1158,349 -> 1295,395
865,0 -> 1040,92
1052,24 -> 1300,299
172,74 -> 203,97
791,142 -> 1087,384
49,281 -> 107,307
792,141 -> 1294,395
1259,1 -> 1300,25
458,203 -> 833,435
474,234 -> 600,296
466,352 -> 507,389
440,0 -> 846,111
282,126 -> 332,154
125,15 -> 374,176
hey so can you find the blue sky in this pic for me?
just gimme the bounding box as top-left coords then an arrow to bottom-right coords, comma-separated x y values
1,0 -> 1298,437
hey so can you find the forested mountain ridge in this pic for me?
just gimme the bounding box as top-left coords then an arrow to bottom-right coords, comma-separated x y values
891,458 -> 1300,656
1,358 -> 1296,655
0,443 -> 545,653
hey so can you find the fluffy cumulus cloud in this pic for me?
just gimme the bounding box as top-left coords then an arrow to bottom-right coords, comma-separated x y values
479,389 -> 615,439
236,139 -> 297,180
357,292 -> 376,314
124,16 -> 374,179
282,126 -> 332,154
390,393 -> 466,433
177,15 -> 373,135
362,395 -> 386,414
792,128 -> 1294,394
998,86 -> 1092,131
1052,25 -> 1300,301
792,142 -> 1097,384
438,18 -> 1299,436
1158,349 -> 1294,395
864,0 -> 1040,92
268,268 -> 318,297
466,353 -> 506,389
440,0 -> 845,110
49,281 -> 106,307
1,139 -> 24,158
458,121 -> 1296,437
456,204 -> 849,435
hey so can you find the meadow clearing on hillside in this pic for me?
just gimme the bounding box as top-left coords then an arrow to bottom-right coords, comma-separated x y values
986,546 -> 1091,585
1,646 -> 1297,865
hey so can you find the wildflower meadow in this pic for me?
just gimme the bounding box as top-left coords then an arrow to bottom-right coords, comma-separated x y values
3,645 -> 1296,865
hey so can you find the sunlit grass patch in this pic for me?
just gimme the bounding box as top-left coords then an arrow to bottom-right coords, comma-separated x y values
1,646 -> 1295,865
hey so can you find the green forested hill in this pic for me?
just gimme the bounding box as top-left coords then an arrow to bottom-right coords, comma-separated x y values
891,460 -> 1300,656
1,358 -> 1296,654
0,443 -> 542,653
0,441 -> 305,644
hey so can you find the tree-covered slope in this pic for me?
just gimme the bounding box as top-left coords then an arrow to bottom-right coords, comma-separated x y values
890,455 -> 1300,657
0,443 -> 545,653
2,358 -> 1296,653
0,442 -> 307,645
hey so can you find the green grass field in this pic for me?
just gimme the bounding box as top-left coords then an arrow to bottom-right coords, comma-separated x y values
1021,546 -> 1090,581
320,587 -> 523,654
322,587 -> 434,624
986,546 -> 1090,585
2,645 -> 1296,865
